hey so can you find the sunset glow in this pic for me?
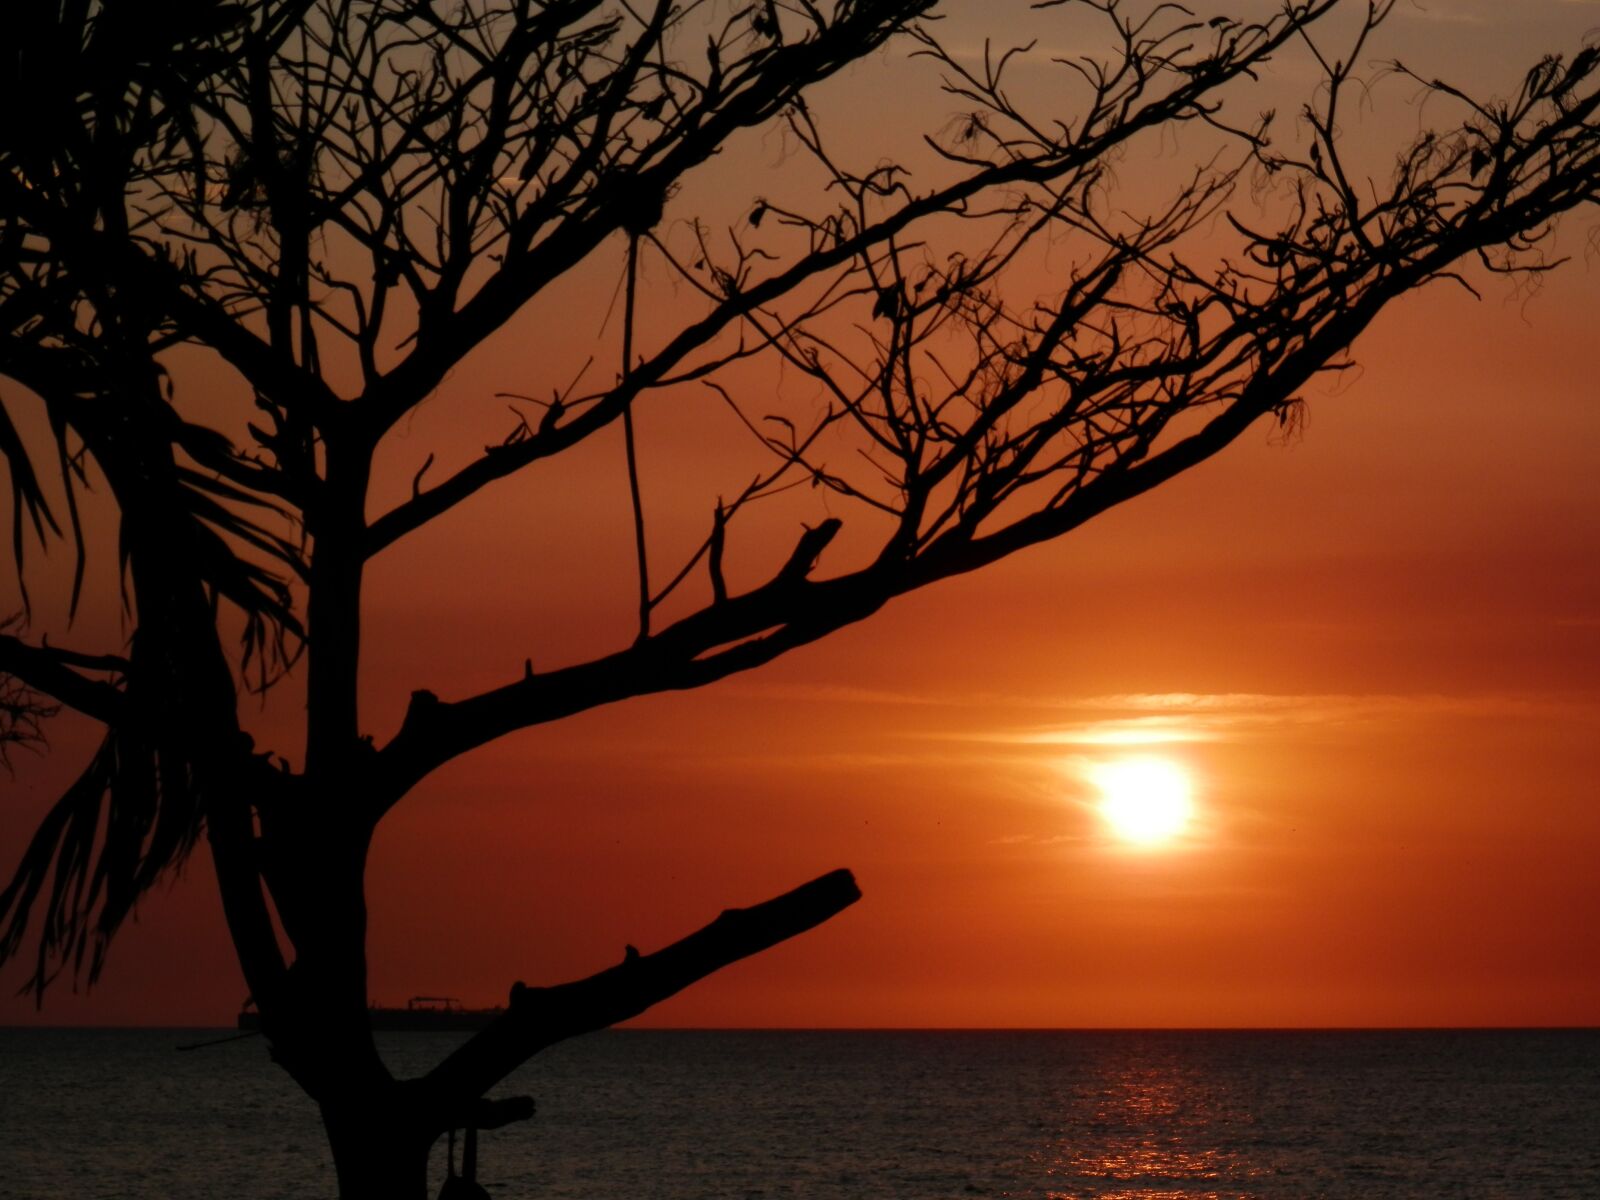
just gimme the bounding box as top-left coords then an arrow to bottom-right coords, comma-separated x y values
1091,758 -> 1195,846
3,1 -> 1599,1041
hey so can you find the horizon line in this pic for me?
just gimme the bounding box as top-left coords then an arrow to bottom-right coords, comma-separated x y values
5,1023 -> 1598,1034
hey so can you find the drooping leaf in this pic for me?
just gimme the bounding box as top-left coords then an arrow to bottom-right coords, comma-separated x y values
0,630 -> 205,999
0,394 -> 62,617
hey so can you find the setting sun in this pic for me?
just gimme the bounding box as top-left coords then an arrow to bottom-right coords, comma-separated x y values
1090,758 -> 1195,845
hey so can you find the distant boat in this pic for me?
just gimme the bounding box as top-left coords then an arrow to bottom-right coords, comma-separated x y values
236,995 -> 505,1032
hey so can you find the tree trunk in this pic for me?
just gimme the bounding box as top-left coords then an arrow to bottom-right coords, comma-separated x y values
322,1095 -> 437,1200
259,823 -> 427,1199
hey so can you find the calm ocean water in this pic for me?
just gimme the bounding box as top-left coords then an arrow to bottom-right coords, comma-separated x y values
2,1029 -> 1597,1199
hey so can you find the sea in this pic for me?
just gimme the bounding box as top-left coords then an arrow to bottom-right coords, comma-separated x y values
2,1029 -> 1597,1199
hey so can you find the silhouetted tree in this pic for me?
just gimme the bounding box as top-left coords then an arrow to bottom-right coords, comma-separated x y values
3,1 -> 1598,1195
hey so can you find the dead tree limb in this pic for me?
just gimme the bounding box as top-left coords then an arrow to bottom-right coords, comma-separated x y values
422,868 -> 862,1128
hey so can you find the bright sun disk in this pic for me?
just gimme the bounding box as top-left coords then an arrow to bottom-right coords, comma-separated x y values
1090,757 -> 1194,845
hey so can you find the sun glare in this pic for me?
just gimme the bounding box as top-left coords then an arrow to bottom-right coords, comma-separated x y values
1091,757 -> 1194,845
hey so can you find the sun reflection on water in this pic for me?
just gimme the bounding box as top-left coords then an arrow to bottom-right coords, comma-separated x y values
1033,1056 -> 1267,1199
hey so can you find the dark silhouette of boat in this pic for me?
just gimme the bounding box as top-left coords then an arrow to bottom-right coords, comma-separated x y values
236,995 -> 504,1032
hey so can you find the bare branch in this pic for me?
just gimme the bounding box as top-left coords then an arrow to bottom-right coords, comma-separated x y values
422,868 -> 862,1125
0,631 -> 127,726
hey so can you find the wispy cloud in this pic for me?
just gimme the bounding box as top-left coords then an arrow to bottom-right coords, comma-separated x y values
690,749 -> 1023,773
729,683 -> 1600,731
956,690 -> 1600,749
721,681 -> 956,707
965,715 -> 1221,747
698,685 -> 1600,779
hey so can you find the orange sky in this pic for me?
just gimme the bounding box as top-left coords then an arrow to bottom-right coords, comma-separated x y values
3,0 -> 1599,1028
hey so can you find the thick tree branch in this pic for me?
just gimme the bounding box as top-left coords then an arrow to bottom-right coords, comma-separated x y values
423,868 -> 862,1126
0,634 -> 126,725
